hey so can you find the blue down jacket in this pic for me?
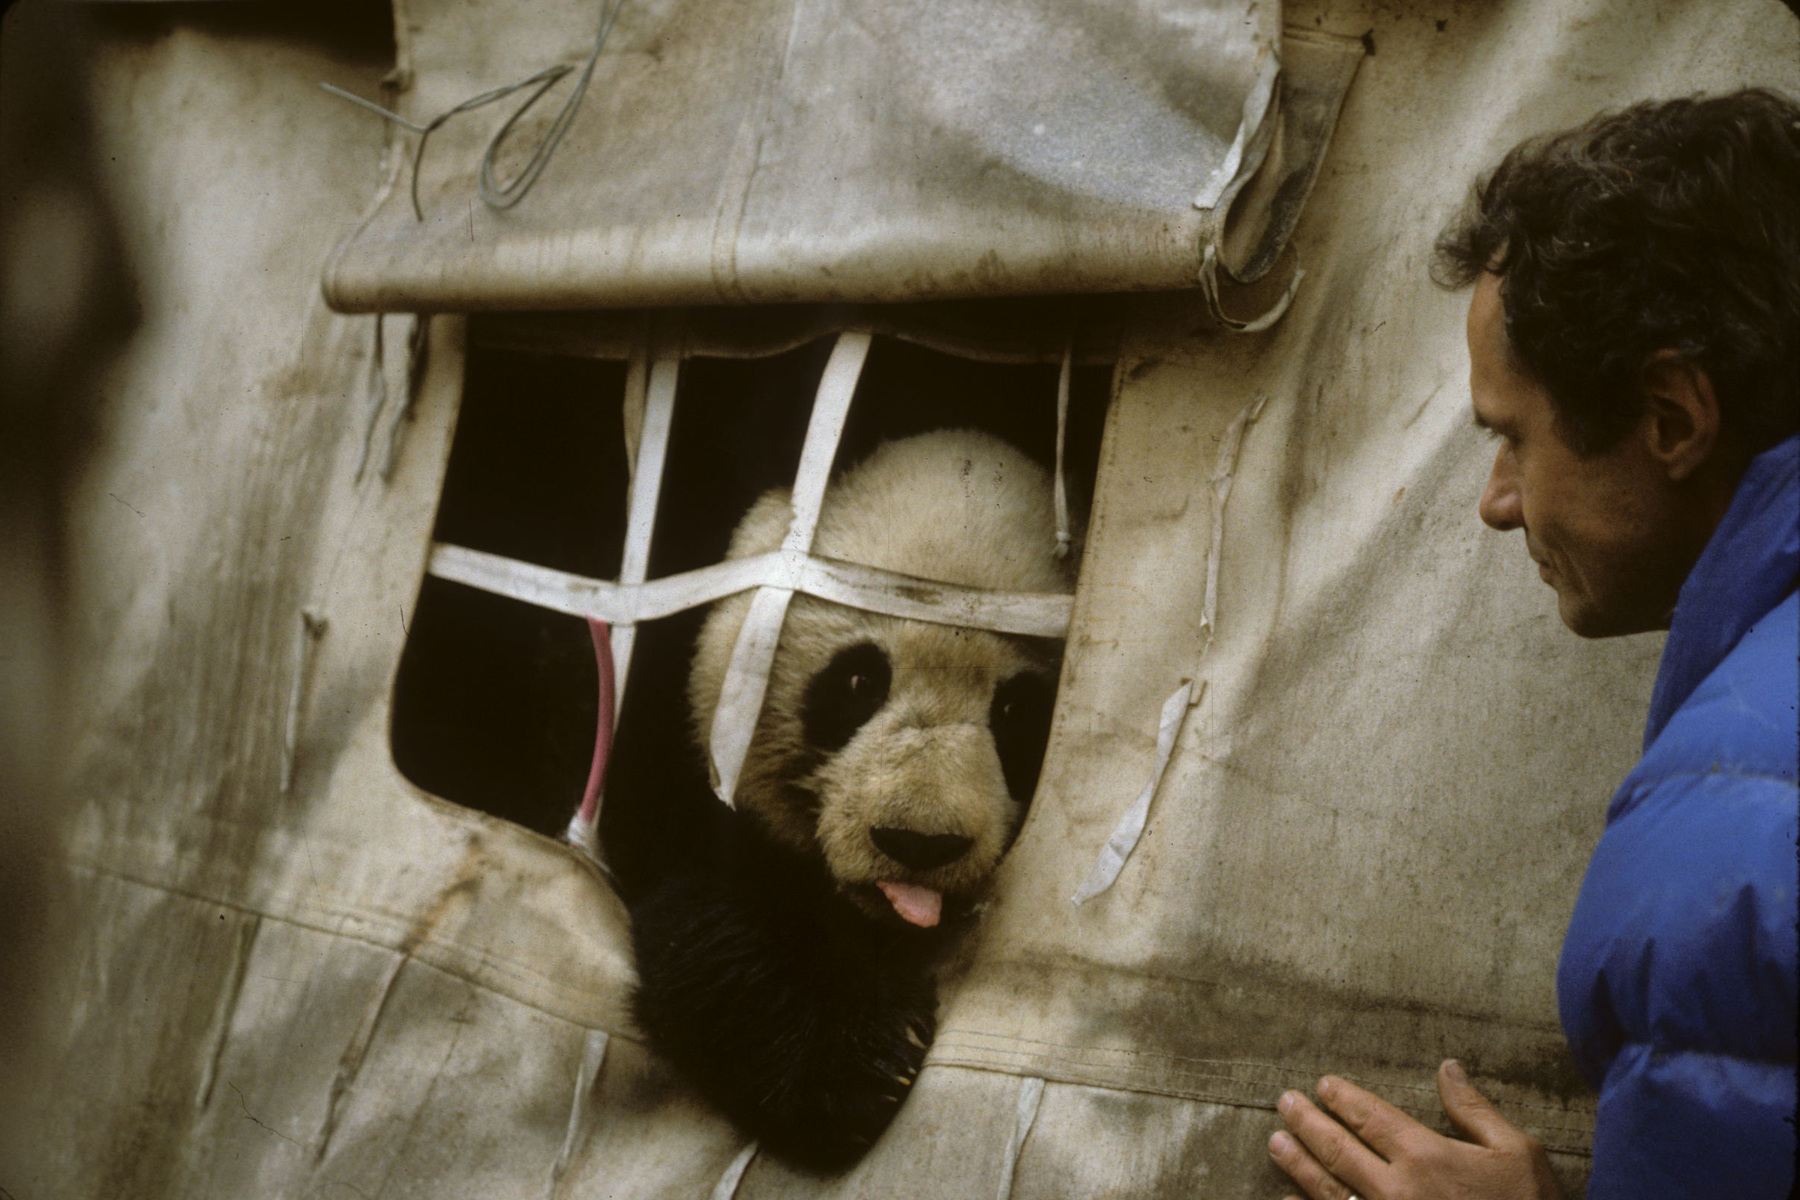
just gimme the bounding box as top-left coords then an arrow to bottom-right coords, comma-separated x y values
1557,433 -> 1799,1199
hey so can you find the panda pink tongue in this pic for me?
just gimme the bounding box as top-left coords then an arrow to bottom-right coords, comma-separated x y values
876,880 -> 943,928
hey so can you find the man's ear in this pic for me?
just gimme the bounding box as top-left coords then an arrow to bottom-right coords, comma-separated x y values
1639,350 -> 1720,482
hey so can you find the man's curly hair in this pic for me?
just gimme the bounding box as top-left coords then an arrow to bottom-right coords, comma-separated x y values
1434,88 -> 1800,457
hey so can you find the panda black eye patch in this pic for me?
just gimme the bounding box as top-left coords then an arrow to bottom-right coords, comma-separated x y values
801,642 -> 892,752
989,671 -> 1055,805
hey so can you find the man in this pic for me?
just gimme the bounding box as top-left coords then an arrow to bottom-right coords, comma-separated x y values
1268,90 -> 1799,1200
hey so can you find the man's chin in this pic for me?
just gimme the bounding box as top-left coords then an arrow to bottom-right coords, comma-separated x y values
1557,592 -> 1669,639
1559,606 -> 1612,639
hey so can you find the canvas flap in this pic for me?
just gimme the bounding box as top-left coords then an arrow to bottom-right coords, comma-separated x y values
320,0 -> 1360,312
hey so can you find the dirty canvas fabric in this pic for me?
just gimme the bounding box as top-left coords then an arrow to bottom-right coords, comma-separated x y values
320,0 -> 1364,311
6,2 -> 1798,1200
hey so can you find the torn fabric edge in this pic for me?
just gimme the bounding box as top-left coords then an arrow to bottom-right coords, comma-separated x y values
710,1141 -> 759,1200
315,948 -> 409,1160
1193,46 -> 1281,212
428,543 -> 1074,638
1200,393 -> 1269,647
312,854 -> 484,1160
280,609 -> 328,793
709,331 -> 872,804
995,1075 -> 1047,1200
356,313 -> 428,483
354,314 -> 387,482
195,912 -> 261,1110
550,1029 -> 610,1185
377,313 -> 429,482
1071,681 -> 1195,905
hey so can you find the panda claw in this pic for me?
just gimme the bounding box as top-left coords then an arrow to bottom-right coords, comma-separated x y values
893,1074 -> 913,1087
906,1028 -> 927,1049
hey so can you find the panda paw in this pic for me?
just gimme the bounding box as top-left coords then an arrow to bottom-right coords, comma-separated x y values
771,987 -> 937,1166
627,867 -> 941,1171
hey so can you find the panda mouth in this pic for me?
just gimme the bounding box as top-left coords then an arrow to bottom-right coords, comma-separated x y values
875,880 -> 944,928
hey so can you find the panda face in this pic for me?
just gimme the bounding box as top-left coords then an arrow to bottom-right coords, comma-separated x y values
687,429 -> 1075,929
778,618 -> 1056,927
802,640 -> 1054,809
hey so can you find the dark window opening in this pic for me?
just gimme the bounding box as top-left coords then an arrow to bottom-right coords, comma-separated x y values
391,323 -> 1112,841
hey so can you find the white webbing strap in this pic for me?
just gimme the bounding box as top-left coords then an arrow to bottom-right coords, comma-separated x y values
708,331 -> 871,804
608,347 -> 679,720
707,586 -> 790,802
429,543 -> 1074,639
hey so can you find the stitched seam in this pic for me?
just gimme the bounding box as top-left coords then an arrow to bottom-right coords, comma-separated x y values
932,1032 -> 1595,1123
67,855 -> 632,1019
929,1059 -> 1595,1149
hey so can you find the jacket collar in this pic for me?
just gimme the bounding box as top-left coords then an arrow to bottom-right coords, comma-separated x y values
1645,433 -> 1800,749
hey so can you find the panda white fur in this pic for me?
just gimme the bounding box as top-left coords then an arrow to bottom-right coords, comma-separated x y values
612,429 -> 1072,1169
691,429 -> 1073,926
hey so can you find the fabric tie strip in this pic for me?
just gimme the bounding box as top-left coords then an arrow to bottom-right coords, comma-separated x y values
1071,680 -> 1196,904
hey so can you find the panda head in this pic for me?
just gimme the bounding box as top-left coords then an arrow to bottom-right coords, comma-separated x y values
689,429 -> 1074,928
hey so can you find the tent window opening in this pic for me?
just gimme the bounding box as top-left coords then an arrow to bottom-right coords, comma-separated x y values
391,310 -> 1114,845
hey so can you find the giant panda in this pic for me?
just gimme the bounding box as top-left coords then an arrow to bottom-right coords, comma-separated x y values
603,428 -> 1073,1170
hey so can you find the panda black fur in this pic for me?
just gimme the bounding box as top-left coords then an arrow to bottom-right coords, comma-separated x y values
606,429 -> 1071,1170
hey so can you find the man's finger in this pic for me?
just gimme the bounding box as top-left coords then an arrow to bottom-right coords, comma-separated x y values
1268,1127 -> 1363,1200
1315,1074 -> 1428,1161
1276,1090 -> 1389,1198
1436,1059 -> 1522,1147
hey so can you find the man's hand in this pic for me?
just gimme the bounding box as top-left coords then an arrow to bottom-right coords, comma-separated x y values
1267,1059 -> 1564,1200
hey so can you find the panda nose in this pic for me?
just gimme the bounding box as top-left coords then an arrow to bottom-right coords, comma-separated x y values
870,827 -> 974,871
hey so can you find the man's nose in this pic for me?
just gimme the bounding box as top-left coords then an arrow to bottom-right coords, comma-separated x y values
1478,446 -> 1523,531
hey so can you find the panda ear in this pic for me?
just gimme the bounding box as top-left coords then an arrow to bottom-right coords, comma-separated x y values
724,487 -> 795,560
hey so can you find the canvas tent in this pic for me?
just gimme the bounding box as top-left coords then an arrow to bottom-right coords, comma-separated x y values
3,1 -> 1795,1198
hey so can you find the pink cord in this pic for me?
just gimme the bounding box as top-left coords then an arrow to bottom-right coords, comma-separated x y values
577,618 -> 615,827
